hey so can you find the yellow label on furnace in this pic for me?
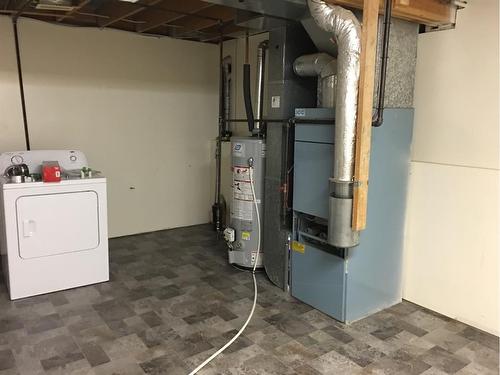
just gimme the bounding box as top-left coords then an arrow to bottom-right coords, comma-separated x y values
292,241 -> 305,253
241,231 -> 251,240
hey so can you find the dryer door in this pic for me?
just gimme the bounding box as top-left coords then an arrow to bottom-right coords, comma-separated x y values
16,191 -> 100,259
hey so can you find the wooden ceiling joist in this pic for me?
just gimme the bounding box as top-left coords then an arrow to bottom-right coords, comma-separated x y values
99,0 -> 162,28
0,0 -> 457,43
12,0 -> 31,19
201,22 -> 247,42
0,8 -> 69,18
57,0 -> 90,22
168,5 -> 235,34
137,0 -> 215,33
326,0 -> 454,26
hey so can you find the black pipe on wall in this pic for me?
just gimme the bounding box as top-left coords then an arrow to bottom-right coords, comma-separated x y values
243,63 -> 255,133
212,36 -> 224,232
372,0 -> 393,127
12,18 -> 31,150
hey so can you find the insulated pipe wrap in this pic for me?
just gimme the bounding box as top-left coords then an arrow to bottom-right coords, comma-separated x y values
255,40 -> 268,128
308,0 -> 361,183
308,0 -> 361,247
222,56 -> 232,125
243,64 -> 255,133
320,74 -> 337,108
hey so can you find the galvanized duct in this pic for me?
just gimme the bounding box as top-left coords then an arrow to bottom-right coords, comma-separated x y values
293,52 -> 337,108
307,0 -> 361,247
255,40 -> 268,129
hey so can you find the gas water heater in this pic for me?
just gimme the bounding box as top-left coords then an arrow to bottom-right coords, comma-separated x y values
225,137 -> 265,268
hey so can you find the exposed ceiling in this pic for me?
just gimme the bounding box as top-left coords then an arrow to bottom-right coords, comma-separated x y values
0,0 -> 254,43
0,0 -> 461,43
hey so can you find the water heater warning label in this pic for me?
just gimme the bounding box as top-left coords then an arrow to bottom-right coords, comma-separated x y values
233,181 -> 252,201
232,199 -> 252,221
233,167 -> 253,201
232,166 -> 254,221
292,241 -> 305,253
233,166 -> 250,181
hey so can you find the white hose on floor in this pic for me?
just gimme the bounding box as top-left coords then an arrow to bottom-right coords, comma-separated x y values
188,166 -> 261,375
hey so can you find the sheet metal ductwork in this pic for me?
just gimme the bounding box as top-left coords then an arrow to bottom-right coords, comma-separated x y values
307,0 -> 361,248
293,53 -> 337,108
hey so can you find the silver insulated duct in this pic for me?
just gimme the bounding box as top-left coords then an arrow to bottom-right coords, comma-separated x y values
293,52 -> 337,108
307,0 -> 361,247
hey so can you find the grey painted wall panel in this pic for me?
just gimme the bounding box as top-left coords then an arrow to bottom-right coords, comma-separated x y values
345,108 -> 414,322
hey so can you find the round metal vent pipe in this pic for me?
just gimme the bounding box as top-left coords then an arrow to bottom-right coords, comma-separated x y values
307,0 -> 361,248
293,52 -> 337,108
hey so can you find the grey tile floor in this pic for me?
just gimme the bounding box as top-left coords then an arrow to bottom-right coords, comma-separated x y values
0,224 -> 498,374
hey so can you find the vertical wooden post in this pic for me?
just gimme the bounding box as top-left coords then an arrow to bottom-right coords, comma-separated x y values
352,0 -> 381,230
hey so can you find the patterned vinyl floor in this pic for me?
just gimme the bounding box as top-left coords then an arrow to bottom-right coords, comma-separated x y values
0,224 -> 498,374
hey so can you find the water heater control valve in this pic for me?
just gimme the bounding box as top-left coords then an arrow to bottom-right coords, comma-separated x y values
223,227 -> 235,243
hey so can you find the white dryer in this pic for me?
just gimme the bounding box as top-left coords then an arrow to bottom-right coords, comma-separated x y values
0,150 -> 109,300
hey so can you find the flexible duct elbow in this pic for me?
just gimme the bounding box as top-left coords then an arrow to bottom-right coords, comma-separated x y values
307,0 -> 361,247
293,53 -> 337,108
293,53 -> 335,77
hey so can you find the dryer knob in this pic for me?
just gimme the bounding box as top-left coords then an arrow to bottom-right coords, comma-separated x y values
70,155 -> 77,162
11,155 -> 23,164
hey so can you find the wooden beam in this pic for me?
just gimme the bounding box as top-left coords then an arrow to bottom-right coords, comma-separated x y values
137,0 -> 214,33
172,16 -> 219,34
393,0 -> 453,25
170,6 -> 235,34
201,22 -> 246,41
57,0 -> 91,22
352,0 -> 380,231
326,0 -> 454,26
99,0 -> 162,28
12,0 -> 31,20
0,9 -> 70,18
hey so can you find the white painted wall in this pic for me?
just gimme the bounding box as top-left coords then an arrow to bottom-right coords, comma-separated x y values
0,16 -> 219,237
403,0 -> 499,335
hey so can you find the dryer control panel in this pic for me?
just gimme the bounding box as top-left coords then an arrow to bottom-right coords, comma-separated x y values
0,150 -> 88,175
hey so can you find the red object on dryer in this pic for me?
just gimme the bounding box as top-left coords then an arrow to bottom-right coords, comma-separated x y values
42,161 -> 61,182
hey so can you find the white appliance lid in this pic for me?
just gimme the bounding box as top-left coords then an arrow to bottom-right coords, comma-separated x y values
1,176 -> 106,190
0,150 -> 88,175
